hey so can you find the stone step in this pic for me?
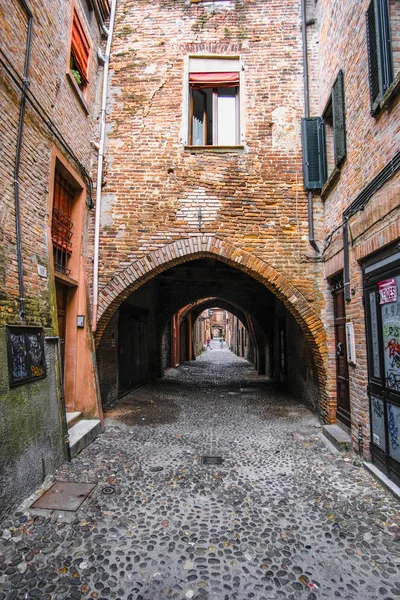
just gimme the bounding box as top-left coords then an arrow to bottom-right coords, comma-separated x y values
66,411 -> 82,430
68,419 -> 101,457
322,424 -> 352,452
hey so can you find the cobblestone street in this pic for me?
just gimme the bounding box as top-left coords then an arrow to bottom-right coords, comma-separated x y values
1,345 -> 400,600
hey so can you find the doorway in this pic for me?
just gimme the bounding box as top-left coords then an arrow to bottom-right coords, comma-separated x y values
365,251 -> 400,485
55,282 -> 68,374
332,276 -> 351,429
118,308 -> 149,396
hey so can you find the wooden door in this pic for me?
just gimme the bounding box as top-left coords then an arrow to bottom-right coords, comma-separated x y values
55,282 -> 68,375
333,288 -> 351,428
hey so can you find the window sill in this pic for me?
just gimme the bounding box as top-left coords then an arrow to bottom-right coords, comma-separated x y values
371,71 -> 400,117
320,165 -> 341,199
66,71 -> 89,116
184,145 -> 245,153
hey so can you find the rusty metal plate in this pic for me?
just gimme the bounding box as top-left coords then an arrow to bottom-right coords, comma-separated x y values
31,481 -> 96,511
202,456 -> 223,466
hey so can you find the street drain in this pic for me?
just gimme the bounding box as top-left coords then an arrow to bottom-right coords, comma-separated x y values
102,486 -> 116,495
202,456 -> 223,466
149,466 -> 164,472
30,481 -> 96,511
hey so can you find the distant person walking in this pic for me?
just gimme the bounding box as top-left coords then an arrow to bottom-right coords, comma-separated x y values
206,337 -> 212,350
219,338 -> 223,349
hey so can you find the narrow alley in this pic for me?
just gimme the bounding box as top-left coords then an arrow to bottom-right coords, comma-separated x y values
1,347 -> 400,600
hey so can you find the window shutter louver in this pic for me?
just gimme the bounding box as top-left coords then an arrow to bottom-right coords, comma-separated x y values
378,0 -> 393,91
366,0 -> 381,105
301,117 -> 327,190
332,70 -> 346,166
366,0 -> 394,110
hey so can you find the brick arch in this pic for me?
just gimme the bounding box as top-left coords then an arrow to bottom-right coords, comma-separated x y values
96,235 -> 327,409
179,298 -> 247,328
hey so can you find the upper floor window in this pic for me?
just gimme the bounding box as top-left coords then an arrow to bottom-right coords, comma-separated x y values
79,0 -> 94,30
52,168 -> 75,275
188,57 -> 240,147
366,0 -> 395,112
70,10 -> 90,92
301,70 -> 346,191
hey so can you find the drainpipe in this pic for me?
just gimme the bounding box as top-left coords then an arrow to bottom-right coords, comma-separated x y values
14,0 -> 33,318
343,217 -> 351,301
300,0 -> 320,254
92,0 -> 117,331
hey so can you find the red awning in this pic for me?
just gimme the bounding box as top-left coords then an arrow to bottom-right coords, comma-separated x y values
189,72 -> 239,88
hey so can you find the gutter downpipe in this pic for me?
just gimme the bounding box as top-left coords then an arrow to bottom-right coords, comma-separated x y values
14,0 -> 33,318
92,0 -> 117,331
342,216 -> 351,301
301,0 -> 320,254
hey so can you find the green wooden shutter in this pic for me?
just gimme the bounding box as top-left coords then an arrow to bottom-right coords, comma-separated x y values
366,0 -> 381,105
366,0 -> 394,110
377,0 -> 393,92
301,117 -> 327,190
332,70 -> 346,167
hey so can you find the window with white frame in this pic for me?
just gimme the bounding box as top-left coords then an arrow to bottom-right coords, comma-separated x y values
188,57 -> 240,146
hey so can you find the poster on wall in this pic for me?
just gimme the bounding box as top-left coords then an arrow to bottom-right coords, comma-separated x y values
7,327 -> 46,387
378,278 -> 397,305
381,275 -> 400,392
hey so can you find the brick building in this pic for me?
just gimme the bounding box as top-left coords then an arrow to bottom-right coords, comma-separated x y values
94,0 -> 327,422
1,0 -> 399,517
304,0 -> 400,483
0,0 -> 110,517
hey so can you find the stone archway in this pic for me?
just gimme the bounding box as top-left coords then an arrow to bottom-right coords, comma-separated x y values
95,235 -> 328,415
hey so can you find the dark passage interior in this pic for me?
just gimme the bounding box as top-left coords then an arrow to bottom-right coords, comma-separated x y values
96,258 -> 320,413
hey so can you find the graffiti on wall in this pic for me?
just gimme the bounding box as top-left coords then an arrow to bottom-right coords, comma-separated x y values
381,276 -> 400,391
7,327 -> 46,387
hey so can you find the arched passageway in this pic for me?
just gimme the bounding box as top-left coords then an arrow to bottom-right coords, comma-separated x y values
95,239 -> 327,420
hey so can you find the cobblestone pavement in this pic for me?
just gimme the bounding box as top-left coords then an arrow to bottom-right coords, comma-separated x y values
2,346 -> 400,600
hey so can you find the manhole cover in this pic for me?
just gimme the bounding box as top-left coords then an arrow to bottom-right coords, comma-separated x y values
149,466 -> 164,472
102,486 -> 116,495
202,456 -> 223,466
31,481 -> 96,511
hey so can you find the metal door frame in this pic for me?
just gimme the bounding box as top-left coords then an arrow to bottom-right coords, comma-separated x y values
364,246 -> 400,485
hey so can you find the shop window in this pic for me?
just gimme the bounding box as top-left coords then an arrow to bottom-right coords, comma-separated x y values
188,57 -> 240,146
70,10 -> 90,92
51,168 -> 75,275
301,70 -> 346,190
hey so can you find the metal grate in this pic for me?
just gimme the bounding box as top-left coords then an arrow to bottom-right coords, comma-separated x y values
31,481 -> 96,511
51,171 -> 74,275
201,456 -> 223,466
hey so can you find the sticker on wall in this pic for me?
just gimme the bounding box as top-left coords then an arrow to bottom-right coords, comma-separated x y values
345,322 -> 356,365
378,278 -> 397,305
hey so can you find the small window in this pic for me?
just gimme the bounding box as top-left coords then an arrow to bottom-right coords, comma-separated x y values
79,0 -> 94,29
301,70 -> 346,190
70,10 -> 90,92
322,70 -> 347,174
52,168 -> 76,275
366,0 -> 394,111
188,57 -> 240,146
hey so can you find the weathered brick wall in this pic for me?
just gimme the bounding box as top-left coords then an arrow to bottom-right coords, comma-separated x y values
314,0 -> 400,451
96,311 -> 118,410
0,0 -> 105,517
96,0 -> 325,311
274,300 -> 320,414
